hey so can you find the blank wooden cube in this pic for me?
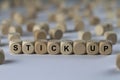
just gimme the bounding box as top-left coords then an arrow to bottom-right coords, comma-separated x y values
95,24 -> 113,36
0,23 -> 10,35
56,22 -> 67,33
9,40 -> 22,54
13,12 -> 25,24
33,24 -> 41,33
22,40 -> 34,54
8,32 -> 20,41
74,20 -> 84,31
47,40 -> 60,55
78,31 -> 91,40
39,23 -> 49,33
26,6 -> 37,19
116,54 -> 120,70
49,28 -> 63,39
35,40 -> 47,54
34,29 -> 47,40
73,40 -> 86,55
89,16 -> 100,25
99,40 -> 112,55
104,31 -> 117,45
55,13 -> 66,22
48,13 -> 56,22
26,21 -> 36,32
61,40 -> 73,55
0,49 -> 5,64
86,41 -> 99,55
9,25 -> 23,36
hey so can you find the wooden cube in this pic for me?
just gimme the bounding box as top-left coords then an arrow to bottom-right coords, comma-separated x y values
61,40 -> 73,55
73,40 -> 86,55
39,23 -> 49,33
49,28 -> 63,39
89,16 -> 100,25
104,31 -> 117,45
9,40 -> 22,54
33,24 -> 41,33
35,40 -> 47,54
0,23 -> 10,35
95,24 -> 113,36
56,22 -> 67,33
55,13 -> 66,22
99,40 -> 112,55
48,13 -> 56,22
47,40 -> 60,55
8,32 -> 20,41
26,21 -> 36,32
78,31 -> 91,40
22,40 -> 34,54
0,49 -> 5,64
116,54 -> 120,70
9,25 -> 23,36
74,20 -> 84,31
26,6 -> 37,19
13,12 -> 25,24
86,41 -> 99,55
13,12 -> 25,25
34,29 -> 47,40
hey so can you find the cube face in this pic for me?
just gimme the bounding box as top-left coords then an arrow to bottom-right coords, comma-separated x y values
9,40 -> 22,54
27,21 -> 36,32
86,41 -> 99,55
35,40 -> 47,54
1,24 -> 10,35
78,31 -> 91,40
34,30 -> 47,40
104,31 -> 117,45
9,26 -> 16,33
40,23 -> 49,33
90,16 -> 100,25
95,25 -> 104,36
61,40 -> 73,55
74,21 -> 84,31
49,29 -> 63,39
99,41 -> 112,55
13,12 -> 25,25
22,41 -> 34,54
47,40 -> 60,55
56,22 -> 67,33
73,40 -> 86,55
33,25 -> 40,33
